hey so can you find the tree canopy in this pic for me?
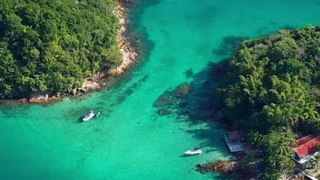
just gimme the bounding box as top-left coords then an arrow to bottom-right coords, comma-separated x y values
217,25 -> 320,178
0,0 -> 122,98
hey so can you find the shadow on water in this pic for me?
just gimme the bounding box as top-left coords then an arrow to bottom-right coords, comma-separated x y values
212,35 -> 249,57
153,59 -> 231,179
152,33 -> 247,178
126,0 -> 159,60
77,116 -> 84,123
153,59 -> 230,143
179,154 -> 191,158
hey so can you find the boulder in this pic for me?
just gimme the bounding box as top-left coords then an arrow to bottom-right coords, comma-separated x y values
18,98 -> 28,103
29,94 -> 49,103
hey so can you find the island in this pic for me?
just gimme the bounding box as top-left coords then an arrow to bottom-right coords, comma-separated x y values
1,0 -> 319,179
0,0 -> 137,103
209,25 -> 320,179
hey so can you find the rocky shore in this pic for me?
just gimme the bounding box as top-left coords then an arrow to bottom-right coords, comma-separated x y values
73,1 -> 139,96
9,0 -> 139,104
196,160 -> 240,174
109,0 -> 139,76
196,156 -> 263,179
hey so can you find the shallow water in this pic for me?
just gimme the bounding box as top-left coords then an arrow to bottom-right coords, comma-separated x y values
1,0 -> 320,179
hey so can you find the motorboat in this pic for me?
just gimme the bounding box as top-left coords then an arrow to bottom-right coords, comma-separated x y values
184,148 -> 203,155
82,111 -> 95,122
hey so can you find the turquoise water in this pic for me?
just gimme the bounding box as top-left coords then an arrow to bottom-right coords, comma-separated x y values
1,0 -> 320,179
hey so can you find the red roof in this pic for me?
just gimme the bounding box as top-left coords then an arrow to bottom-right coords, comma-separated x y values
293,136 -> 320,158
296,135 -> 316,146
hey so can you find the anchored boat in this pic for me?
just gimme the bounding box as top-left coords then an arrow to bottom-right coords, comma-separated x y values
82,111 -> 96,122
184,148 -> 203,156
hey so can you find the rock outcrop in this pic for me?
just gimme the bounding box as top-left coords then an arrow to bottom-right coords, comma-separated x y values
28,94 -> 49,103
196,160 -> 240,174
109,2 -> 139,76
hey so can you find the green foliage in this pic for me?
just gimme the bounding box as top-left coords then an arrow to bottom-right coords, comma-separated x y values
217,25 -> 320,175
262,171 -> 282,180
261,130 -> 296,171
0,0 -> 122,98
240,154 -> 255,168
218,25 -> 320,130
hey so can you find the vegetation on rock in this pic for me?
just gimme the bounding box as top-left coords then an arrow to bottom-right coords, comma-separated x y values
217,25 -> 320,179
0,0 -> 121,98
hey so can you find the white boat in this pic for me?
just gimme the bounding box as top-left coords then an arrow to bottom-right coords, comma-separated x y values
184,148 -> 203,155
82,111 -> 95,121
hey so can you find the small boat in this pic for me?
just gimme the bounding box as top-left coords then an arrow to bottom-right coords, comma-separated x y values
184,148 -> 203,156
82,111 -> 95,122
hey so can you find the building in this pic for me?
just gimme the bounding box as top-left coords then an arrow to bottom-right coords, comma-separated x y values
224,131 -> 244,153
292,135 -> 320,169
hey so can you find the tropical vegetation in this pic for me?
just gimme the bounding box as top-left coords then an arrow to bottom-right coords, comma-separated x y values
217,25 -> 320,179
0,0 -> 121,98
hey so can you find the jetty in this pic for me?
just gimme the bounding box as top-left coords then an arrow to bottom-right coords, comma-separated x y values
224,131 -> 244,153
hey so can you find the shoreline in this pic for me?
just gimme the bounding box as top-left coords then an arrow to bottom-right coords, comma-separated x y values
110,0 -> 139,76
1,1 -> 139,105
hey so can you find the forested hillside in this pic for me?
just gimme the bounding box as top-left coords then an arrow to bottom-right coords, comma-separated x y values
0,0 -> 121,98
217,25 -> 320,178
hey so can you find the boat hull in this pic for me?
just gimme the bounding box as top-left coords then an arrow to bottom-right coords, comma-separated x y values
184,149 -> 202,156
82,112 -> 95,121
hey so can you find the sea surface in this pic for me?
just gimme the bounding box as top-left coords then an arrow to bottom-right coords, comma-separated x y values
1,0 -> 320,179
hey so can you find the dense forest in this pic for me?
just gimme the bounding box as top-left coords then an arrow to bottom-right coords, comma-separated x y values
217,25 -> 320,179
0,0 -> 121,98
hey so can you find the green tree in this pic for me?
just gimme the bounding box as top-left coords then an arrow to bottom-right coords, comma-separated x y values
0,0 -> 122,98
217,25 -> 320,175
